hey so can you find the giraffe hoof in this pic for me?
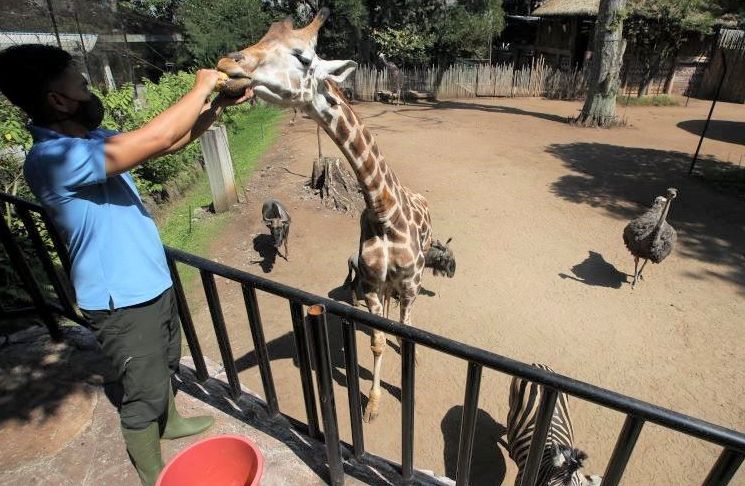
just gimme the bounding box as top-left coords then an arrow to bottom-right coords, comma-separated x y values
363,390 -> 381,423
363,406 -> 379,423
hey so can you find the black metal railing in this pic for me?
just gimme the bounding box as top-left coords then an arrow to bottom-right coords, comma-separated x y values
2,191 -> 745,486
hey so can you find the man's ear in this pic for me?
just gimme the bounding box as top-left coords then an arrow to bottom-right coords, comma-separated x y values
314,59 -> 357,83
46,92 -> 71,114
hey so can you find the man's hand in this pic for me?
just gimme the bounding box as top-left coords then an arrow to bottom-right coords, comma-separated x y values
193,69 -> 222,97
213,87 -> 255,108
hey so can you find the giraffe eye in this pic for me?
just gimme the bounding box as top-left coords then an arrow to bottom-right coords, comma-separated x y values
292,50 -> 311,66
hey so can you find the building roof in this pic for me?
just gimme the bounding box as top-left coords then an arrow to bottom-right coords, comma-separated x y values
532,0 -> 600,17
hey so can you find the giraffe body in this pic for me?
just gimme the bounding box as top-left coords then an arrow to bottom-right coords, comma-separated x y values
216,8 -> 433,421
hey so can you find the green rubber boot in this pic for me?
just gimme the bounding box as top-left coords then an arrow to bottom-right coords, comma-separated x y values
121,422 -> 164,486
161,387 -> 214,440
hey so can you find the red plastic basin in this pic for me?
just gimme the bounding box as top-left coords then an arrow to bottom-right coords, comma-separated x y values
157,435 -> 263,486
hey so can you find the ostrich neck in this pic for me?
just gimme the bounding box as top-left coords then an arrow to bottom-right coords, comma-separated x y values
653,199 -> 672,242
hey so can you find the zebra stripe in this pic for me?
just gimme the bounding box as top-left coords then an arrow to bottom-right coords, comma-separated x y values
507,363 -> 598,486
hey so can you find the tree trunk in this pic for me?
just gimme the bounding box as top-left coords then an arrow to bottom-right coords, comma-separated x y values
576,0 -> 627,127
310,157 -> 364,213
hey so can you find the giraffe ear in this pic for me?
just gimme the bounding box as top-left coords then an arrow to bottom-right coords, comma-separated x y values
315,59 -> 357,83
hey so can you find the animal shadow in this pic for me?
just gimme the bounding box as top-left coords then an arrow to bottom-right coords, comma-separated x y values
419,286 -> 436,297
328,284 -> 355,306
251,233 -> 278,273
441,405 -> 507,485
559,251 -> 628,289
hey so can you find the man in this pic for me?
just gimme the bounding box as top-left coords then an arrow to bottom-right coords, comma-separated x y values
0,44 -> 252,485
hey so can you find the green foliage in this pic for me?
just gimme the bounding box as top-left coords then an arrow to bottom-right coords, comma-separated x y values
0,98 -> 32,200
96,71 -> 250,199
626,0 -> 716,96
367,0 -> 505,63
371,26 -> 433,65
177,0 -> 273,66
435,0 -> 506,60
317,0 -> 370,59
618,94 -> 680,106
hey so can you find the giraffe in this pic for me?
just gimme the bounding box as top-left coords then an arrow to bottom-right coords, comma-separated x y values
217,8 -> 433,422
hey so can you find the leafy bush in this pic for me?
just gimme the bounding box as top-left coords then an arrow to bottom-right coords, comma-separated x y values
96,71 -> 203,199
96,70 -> 252,201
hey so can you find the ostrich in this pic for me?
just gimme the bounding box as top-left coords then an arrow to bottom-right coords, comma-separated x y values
378,53 -> 402,105
623,188 -> 678,288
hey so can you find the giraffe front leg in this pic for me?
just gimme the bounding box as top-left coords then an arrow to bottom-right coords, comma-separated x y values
363,291 -> 385,423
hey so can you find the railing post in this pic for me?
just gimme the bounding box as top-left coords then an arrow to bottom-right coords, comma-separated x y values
241,284 -> 279,416
290,301 -> 320,439
0,211 -> 62,341
200,270 -> 241,399
167,255 -> 209,382
602,415 -> 645,486
16,208 -> 77,320
456,362 -> 483,486
519,387 -> 559,486
307,304 -> 345,486
38,211 -> 71,274
342,318 -> 365,459
401,337 -> 416,483
702,449 -> 744,486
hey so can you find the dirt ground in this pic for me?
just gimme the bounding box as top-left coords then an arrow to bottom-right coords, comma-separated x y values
182,96 -> 745,485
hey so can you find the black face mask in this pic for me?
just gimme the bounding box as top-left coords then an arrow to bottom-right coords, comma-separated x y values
53,93 -> 105,131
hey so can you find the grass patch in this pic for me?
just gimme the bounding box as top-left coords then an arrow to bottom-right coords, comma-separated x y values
618,94 -> 680,107
157,106 -> 283,286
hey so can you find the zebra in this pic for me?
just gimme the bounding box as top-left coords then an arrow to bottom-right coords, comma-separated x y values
507,363 -> 602,486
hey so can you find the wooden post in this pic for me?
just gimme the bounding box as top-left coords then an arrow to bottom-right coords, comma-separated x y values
199,124 -> 238,212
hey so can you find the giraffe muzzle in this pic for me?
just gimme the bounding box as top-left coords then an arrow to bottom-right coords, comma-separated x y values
216,58 -> 253,98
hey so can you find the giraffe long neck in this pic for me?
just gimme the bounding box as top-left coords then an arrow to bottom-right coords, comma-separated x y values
309,84 -> 402,226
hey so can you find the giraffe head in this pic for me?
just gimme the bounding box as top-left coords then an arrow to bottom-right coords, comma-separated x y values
216,8 -> 356,108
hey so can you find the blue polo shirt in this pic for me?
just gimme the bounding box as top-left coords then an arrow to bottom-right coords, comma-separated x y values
24,125 -> 172,311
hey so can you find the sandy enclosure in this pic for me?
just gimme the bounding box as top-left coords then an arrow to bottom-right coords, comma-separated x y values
182,96 -> 745,485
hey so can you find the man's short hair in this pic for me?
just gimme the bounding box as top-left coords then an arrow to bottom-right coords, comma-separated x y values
0,44 -> 73,120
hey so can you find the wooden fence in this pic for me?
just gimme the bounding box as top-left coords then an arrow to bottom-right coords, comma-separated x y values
341,58 -> 587,102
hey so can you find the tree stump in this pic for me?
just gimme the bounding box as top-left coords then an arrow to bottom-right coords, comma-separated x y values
310,157 -> 364,212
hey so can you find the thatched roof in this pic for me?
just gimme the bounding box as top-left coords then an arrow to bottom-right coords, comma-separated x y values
532,0 -> 600,17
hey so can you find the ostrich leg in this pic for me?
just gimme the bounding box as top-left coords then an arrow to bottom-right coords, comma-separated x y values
637,258 -> 649,281
632,256 -> 639,288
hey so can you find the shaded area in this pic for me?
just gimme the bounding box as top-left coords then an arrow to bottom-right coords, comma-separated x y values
234,311 -> 401,414
0,324 -> 105,426
548,143 -> 745,293
559,251 -> 628,289
677,120 -> 745,146
394,100 -> 571,125
251,234 -> 278,273
441,406 -> 507,485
